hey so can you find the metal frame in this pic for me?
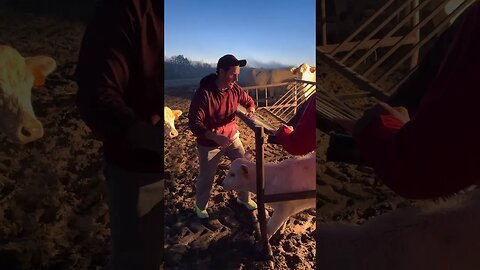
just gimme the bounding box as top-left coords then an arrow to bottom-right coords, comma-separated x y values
318,0 -> 474,97
243,79 -> 316,124
235,109 -> 316,268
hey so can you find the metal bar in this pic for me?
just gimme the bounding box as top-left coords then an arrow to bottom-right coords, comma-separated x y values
376,0 -> 473,83
242,82 -> 290,90
294,84 -> 298,115
410,0 -> 420,69
275,82 -> 314,112
341,0 -> 415,64
331,0 -> 396,55
264,190 -> 317,203
255,126 -> 273,262
385,66 -> 418,97
317,48 -> 389,101
321,0 -> 327,46
362,0 -> 446,77
319,36 -> 418,53
264,108 -> 289,125
236,108 -> 276,132
317,99 -> 358,120
270,82 -> 312,121
265,88 -> 268,107
351,0 -> 433,70
337,92 -> 372,100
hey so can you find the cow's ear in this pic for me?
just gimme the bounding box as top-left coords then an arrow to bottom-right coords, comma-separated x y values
290,67 -> 298,74
25,56 -> 57,87
173,110 -> 183,120
240,164 -> 248,175
244,149 -> 253,161
310,66 -> 316,73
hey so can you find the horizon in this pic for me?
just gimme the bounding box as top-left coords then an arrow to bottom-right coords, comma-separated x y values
164,54 -> 297,69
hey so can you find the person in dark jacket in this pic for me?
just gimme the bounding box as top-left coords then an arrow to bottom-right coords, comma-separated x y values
275,94 -> 316,156
188,54 -> 257,219
75,0 -> 163,269
336,1 -> 480,200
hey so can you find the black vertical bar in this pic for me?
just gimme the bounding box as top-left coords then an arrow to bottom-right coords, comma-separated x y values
255,126 -> 273,263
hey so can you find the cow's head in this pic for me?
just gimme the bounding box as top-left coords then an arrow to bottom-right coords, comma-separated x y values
164,106 -> 182,138
221,157 -> 255,193
291,63 -> 316,82
0,45 -> 56,144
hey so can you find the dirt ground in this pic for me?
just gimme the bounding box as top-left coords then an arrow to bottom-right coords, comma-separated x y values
0,4 -> 113,270
163,87 -> 316,270
0,2 -> 419,270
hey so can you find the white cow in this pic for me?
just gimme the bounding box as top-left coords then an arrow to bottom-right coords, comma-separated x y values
241,63 -> 316,86
317,188 -> 480,270
0,45 -> 56,144
221,151 -> 316,239
164,106 -> 182,138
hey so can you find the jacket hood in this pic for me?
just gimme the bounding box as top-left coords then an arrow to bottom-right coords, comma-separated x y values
199,73 -> 217,88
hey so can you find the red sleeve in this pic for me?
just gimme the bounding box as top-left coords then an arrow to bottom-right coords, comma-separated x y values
75,0 -> 141,140
188,89 -> 210,138
238,84 -> 255,110
276,96 -> 316,155
355,2 -> 480,199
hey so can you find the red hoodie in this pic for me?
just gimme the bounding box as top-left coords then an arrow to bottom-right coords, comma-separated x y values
276,95 -> 316,155
355,2 -> 480,199
76,0 -> 163,175
188,73 -> 255,147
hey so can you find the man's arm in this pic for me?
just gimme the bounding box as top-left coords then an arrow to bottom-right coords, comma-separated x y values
237,85 -> 255,116
188,90 -> 210,138
354,2 -> 480,199
188,90 -> 232,147
75,1 -> 143,141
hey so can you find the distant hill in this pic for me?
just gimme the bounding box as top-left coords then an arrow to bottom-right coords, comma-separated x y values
164,55 -> 215,80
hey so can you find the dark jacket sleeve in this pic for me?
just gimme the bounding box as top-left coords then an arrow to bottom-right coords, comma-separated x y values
354,2 -> 480,199
75,0 -> 141,140
276,95 -> 316,155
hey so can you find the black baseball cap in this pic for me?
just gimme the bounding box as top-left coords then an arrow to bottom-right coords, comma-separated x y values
217,54 -> 247,72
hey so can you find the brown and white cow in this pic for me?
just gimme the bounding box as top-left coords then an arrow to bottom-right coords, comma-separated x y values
164,106 -> 182,138
0,45 -> 56,144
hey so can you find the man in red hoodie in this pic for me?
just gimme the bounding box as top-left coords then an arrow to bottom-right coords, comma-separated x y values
337,1 -> 480,200
75,0 -> 163,269
189,54 -> 257,218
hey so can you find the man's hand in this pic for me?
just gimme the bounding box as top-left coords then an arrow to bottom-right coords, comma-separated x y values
246,106 -> 255,119
331,102 -> 410,137
377,102 -> 410,124
214,133 -> 233,148
205,130 -> 233,148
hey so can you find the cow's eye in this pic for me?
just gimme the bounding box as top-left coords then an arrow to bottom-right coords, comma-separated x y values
229,173 -> 235,177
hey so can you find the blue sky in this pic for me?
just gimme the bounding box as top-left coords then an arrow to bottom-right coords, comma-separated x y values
165,0 -> 315,68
